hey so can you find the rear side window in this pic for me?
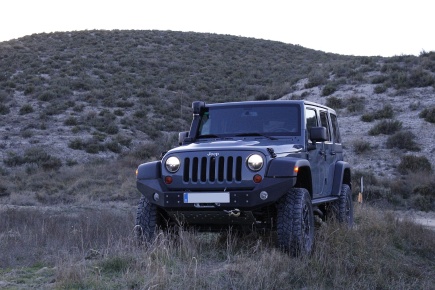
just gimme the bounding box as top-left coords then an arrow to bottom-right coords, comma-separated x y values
330,113 -> 341,143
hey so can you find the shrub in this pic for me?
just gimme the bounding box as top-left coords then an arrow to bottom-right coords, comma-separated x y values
371,75 -> 387,84
361,105 -> 394,122
368,120 -> 402,135
64,117 -> 78,126
0,104 -> 10,115
419,107 -> 435,123
386,131 -> 420,151
325,96 -> 344,109
353,140 -> 371,154
19,104 -> 34,115
373,85 -> 387,94
397,155 -> 432,174
346,96 -> 365,113
322,83 -> 336,96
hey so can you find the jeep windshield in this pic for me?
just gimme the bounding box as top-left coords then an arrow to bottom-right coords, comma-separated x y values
197,103 -> 301,138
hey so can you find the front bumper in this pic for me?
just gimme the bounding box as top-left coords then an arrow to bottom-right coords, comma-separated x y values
137,176 -> 296,210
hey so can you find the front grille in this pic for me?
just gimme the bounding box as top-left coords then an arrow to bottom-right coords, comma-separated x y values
183,156 -> 243,183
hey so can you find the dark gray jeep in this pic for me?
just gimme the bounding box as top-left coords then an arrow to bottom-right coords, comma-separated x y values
135,100 -> 352,254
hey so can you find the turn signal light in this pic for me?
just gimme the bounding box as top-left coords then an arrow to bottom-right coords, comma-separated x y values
164,176 -> 173,184
253,174 -> 263,183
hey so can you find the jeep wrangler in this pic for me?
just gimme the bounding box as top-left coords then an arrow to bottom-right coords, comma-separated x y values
135,100 -> 352,255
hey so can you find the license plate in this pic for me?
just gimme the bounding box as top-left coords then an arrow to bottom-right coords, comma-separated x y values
184,192 -> 230,203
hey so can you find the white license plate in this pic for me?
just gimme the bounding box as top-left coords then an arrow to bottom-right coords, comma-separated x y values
184,192 -> 230,203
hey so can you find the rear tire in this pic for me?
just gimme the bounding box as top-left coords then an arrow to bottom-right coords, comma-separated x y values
332,184 -> 353,226
276,188 -> 314,256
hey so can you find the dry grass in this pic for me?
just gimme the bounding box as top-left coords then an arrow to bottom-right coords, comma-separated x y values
1,204 -> 434,289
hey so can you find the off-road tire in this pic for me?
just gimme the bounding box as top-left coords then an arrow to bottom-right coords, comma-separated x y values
135,196 -> 159,243
333,184 -> 353,226
276,188 -> 314,256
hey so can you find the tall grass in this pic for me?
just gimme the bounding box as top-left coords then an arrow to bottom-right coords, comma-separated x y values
1,205 -> 434,289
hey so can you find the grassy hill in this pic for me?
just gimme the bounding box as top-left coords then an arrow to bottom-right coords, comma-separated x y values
0,30 -> 435,289
0,30 -> 434,208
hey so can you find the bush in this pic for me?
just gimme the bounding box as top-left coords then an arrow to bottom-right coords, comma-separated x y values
368,120 -> 402,135
386,131 -> 420,151
361,105 -> 394,122
19,104 -> 34,115
373,85 -> 387,94
64,117 -> 78,126
325,96 -> 344,109
346,96 -> 365,113
0,104 -> 10,115
419,107 -> 435,123
397,155 -> 432,174
322,83 -> 336,96
353,140 -> 371,154
3,147 -> 62,171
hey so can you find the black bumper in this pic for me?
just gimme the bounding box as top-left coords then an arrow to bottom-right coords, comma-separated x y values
137,177 -> 296,210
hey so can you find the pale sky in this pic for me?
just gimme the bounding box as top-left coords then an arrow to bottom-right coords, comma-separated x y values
1,0 -> 434,57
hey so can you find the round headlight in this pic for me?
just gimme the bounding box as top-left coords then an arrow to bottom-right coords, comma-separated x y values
247,154 -> 263,171
165,156 -> 180,173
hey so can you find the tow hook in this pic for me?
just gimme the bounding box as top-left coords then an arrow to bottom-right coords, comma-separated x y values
224,209 -> 241,217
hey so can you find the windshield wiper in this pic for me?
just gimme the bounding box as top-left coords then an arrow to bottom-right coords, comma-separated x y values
235,133 -> 277,140
197,134 -> 220,139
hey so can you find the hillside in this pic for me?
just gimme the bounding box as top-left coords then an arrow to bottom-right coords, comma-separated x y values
0,30 -> 434,209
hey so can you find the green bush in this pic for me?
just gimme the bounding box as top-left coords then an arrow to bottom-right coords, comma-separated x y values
19,104 -> 34,115
361,104 -> 394,122
64,117 -> 78,126
386,131 -> 420,151
325,96 -> 344,109
397,155 -> 432,174
0,104 -> 10,115
373,85 -> 387,94
368,120 -> 402,135
353,140 -> 371,154
419,107 -> 435,123
322,83 -> 336,96
346,96 -> 365,113
3,147 -> 62,171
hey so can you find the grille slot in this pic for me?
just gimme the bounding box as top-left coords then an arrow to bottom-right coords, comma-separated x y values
183,156 -> 243,183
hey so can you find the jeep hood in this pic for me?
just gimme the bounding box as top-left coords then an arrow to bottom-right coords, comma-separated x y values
167,139 -> 304,156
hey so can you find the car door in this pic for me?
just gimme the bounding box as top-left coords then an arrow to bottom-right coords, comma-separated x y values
306,107 -> 327,197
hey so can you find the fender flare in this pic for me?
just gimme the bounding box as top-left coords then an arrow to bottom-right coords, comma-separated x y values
331,161 -> 351,195
266,157 -> 310,178
136,161 -> 161,180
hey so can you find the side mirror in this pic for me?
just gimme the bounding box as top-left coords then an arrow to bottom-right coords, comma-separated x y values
310,127 -> 327,143
178,131 -> 189,145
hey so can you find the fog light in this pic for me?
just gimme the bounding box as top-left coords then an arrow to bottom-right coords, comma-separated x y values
153,193 -> 160,202
259,191 -> 268,200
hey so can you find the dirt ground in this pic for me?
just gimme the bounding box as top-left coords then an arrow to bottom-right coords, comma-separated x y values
392,210 -> 435,231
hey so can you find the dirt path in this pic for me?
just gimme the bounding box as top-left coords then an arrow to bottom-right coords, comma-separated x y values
393,210 -> 435,231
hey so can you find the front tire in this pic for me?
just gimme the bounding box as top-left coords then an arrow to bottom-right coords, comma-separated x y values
135,196 -> 159,243
277,188 -> 314,256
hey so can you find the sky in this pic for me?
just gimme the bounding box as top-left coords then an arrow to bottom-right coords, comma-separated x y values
1,0 -> 434,57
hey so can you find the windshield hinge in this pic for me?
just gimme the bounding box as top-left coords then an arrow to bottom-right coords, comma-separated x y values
267,147 -> 277,158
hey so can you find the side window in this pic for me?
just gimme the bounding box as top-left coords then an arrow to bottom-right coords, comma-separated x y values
306,108 -> 317,130
319,111 -> 331,141
305,108 -> 318,141
330,113 -> 341,143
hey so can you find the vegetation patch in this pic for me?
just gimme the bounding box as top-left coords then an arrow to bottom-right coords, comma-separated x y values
419,106 -> 435,123
368,120 -> 402,135
386,131 -> 420,151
